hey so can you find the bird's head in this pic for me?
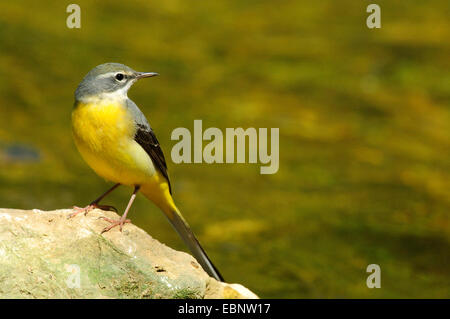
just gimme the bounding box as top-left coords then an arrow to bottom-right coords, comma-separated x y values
75,63 -> 158,102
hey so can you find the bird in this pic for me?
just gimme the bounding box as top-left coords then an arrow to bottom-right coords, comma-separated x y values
69,62 -> 224,282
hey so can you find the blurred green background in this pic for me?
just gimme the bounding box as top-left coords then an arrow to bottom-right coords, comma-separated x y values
0,1 -> 449,298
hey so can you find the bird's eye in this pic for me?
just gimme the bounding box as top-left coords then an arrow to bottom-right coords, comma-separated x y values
115,73 -> 125,81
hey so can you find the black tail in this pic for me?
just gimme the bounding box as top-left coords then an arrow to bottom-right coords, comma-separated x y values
164,207 -> 224,281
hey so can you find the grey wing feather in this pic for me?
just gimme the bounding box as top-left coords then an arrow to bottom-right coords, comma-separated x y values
126,99 -> 151,129
126,99 -> 172,194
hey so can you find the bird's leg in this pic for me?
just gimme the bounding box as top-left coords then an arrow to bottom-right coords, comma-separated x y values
68,183 -> 121,219
99,185 -> 140,233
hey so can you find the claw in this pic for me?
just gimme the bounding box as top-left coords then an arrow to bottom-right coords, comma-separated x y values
68,204 -> 96,219
96,185 -> 138,234
68,203 -> 118,219
99,217 -> 131,233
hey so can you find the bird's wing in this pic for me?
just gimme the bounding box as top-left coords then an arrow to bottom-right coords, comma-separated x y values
127,99 -> 172,194
135,124 -> 172,193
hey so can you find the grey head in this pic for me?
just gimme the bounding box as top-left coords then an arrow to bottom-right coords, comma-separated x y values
75,63 -> 158,102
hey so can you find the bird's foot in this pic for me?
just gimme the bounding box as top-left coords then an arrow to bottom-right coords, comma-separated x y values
98,216 -> 131,233
68,204 -> 117,219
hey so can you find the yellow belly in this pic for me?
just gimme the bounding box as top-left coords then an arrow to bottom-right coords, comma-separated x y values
71,101 -> 157,186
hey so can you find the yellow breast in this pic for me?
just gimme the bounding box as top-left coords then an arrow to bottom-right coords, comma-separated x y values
72,101 -> 134,151
72,100 -> 156,185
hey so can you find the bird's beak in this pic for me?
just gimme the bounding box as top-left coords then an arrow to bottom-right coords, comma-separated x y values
135,72 -> 159,79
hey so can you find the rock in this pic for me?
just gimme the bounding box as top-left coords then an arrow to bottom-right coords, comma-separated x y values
0,208 -> 258,299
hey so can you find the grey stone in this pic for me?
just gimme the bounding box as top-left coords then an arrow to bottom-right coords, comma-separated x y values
0,208 -> 257,299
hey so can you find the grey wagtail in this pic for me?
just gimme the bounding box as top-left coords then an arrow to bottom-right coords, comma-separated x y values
69,63 -> 223,281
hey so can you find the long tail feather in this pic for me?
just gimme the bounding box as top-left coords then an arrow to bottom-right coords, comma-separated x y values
165,207 -> 224,281
142,183 -> 224,281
